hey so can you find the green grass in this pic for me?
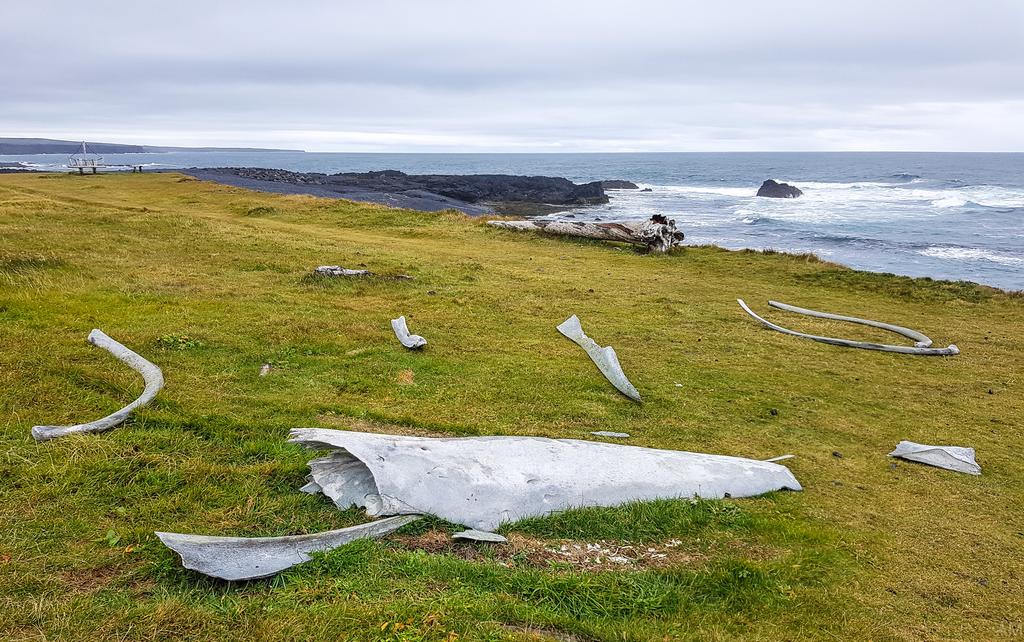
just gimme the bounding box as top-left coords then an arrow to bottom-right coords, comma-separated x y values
1,172 -> 1022,641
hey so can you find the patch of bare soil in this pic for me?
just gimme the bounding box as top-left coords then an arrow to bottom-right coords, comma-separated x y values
60,564 -> 121,592
392,532 -> 706,572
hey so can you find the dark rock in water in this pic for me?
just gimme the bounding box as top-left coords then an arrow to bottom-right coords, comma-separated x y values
756,179 -> 803,198
600,180 -> 639,190
640,187 -> 653,192
0,161 -> 30,173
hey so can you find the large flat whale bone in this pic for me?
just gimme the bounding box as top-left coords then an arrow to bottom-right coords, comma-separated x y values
32,329 -> 165,441
156,515 -> 418,581
557,315 -> 641,401
289,429 -> 802,532
737,299 -> 959,356
888,441 -> 980,475
391,315 -> 426,349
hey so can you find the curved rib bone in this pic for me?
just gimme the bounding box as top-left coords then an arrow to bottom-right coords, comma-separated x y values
290,429 -> 802,532
391,315 -> 426,349
768,300 -> 933,347
737,299 -> 959,356
32,329 -> 165,441
557,315 -> 641,401
156,515 -> 418,581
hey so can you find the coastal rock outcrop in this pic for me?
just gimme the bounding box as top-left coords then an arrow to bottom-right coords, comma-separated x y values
185,167 -> 613,215
756,179 -> 803,198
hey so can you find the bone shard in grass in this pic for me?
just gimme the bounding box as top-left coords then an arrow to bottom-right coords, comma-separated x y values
290,429 -> 802,532
737,299 -> 960,356
453,529 -> 508,543
32,329 -> 164,442
391,315 -> 426,349
315,265 -> 372,277
889,441 -> 981,475
156,515 -> 419,581
557,315 -> 641,401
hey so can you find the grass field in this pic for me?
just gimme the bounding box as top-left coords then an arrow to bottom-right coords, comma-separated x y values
1,172 -> 1021,641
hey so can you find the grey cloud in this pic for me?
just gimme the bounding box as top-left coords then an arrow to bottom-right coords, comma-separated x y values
1,0 -> 1022,151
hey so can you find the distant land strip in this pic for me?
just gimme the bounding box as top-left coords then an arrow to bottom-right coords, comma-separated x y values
0,137 -> 302,155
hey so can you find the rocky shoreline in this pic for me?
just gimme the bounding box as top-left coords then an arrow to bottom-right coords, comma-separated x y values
181,167 -> 637,216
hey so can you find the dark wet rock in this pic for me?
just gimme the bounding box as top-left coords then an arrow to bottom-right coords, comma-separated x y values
756,179 -> 803,198
183,167 -> 612,216
640,187 -> 653,192
600,180 -> 639,190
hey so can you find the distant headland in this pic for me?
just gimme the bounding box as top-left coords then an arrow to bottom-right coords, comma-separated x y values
0,137 -> 302,155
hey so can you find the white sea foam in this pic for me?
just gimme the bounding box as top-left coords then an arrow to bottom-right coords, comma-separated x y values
918,246 -> 1024,267
931,197 -> 967,208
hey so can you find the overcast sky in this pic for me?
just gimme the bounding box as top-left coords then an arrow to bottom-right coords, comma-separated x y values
2,1 -> 1023,152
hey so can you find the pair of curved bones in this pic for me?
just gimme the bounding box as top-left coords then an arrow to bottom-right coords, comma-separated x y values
738,299 -> 959,356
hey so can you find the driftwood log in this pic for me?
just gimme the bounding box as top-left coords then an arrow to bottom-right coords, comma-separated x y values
488,215 -> 684,253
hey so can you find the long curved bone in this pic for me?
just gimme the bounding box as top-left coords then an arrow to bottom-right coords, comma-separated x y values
32,329 -> 165,441
768,300 -> 934,347
156,515 -> 418,581
391,315 -> 426,349
290,429 -> 801,532
557,315 -> 641,401
737,299 -> 959,356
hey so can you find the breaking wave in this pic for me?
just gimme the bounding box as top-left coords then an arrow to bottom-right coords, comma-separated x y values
918,246 -> 1024,267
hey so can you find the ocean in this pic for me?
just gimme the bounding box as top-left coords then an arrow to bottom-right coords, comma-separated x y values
3,151 -> 1022,290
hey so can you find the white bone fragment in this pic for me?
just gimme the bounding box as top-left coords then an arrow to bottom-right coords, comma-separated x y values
453,529 -> 508,543
32,329 -> 165,442
888,441 -> 980,475
557,315 -> 641,401
737,299 -> 959,356
391,315 -> 426,349
156,515 -> 418,581
259,363 -> 271,377
590,431 -> 630,438
289,429 -> 802,532
315,266 -> 371,277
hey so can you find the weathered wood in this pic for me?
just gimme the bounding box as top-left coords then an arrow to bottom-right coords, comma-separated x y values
488,215 -> 684,253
